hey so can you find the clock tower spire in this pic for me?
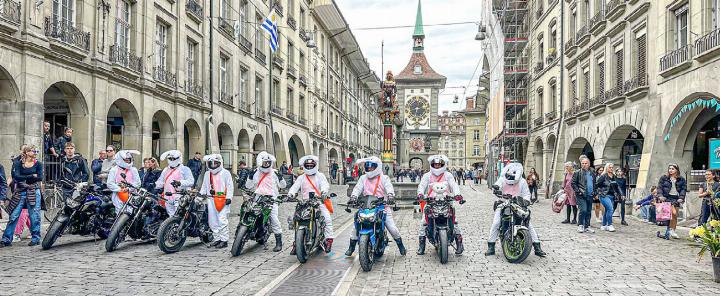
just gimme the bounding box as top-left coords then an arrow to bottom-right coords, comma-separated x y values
413,0 -> 425,52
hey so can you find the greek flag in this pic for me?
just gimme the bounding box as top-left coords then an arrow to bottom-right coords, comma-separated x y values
261,11 -> 279,52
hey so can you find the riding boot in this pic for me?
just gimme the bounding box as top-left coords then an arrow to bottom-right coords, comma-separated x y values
290,242 -> 296,255
455,235 -> 464,255
533,242 -> 547,257
345,239 -> 357,256
484,242 -> 495,256
416,236 -> 426,255
324,238 -> 334,253
395,238 -> 407,256
273,234 -> 282,252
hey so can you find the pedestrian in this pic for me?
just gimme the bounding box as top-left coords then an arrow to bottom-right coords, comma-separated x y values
396,168 -> 402,182
139,157 -> 161,192
97,145 -> 117,187
596,163 -> 621,232
456,168 -> 465,185
236,161 -> 251,191
107,150 -> 141,212
698,170 -> 720,226
2,144 -> 43,247
91,150 -> 108,186
200,154 -> 234,249
56,127 -> 73,157
571,156 -> 597,233
42,121 -> 59,182
593,166 -> 605,224
187,152 -> 203,183
613,168 -> 628,226
561,162 -> 578,224
635,186 -> 658,223
527,167 -> 539,201
156,150 -> 195,216
60,142 -> 89,200
656,163 -> 687,239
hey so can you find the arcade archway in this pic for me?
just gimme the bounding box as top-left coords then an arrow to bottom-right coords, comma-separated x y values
152,110 -> 175,159
183,119 -> 203,161
566,137 -> 595,167
106,98 -> 141,151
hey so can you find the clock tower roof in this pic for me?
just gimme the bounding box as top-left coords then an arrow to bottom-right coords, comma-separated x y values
396,0 -> 446,84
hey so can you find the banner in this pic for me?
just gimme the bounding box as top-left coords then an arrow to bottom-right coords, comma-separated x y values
709,138 -> 720,170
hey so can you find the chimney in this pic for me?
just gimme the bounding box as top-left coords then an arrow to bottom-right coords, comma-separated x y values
465,96 -> 476,110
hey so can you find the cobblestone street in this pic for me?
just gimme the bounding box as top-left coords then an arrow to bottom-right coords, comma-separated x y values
1,184 -> 719,295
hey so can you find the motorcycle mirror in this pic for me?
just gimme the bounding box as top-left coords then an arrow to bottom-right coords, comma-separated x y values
165,192 -> 173,196
492,184 -> 500,191
344,208 -> 352,213
330,193 -> 337,198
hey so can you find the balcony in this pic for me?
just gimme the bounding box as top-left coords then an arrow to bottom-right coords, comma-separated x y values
564,37 -> 576,57
589,9 -> 606,35
0,0 -> 20,30
605,0 -> 627,22
274,4 -> 284,17
545,110 -> 557,121
589,93 -> 607,115
286,112 -> 297,122
695,27 -> 720,62
218,18 -> 235,40
271,105 -> 284,116
256,110 -> 267,120
219,92 -> 233,106
299,117 -> 307,125
320,127 -> 327,136
239,101 -> 252,114
533,62 -> 544,74
287,66 -> 297,79
575,24 -> 590,47
563,104 -> 578,124
255,48 -> 267,65
660,45 -> 692,77
533,116 -> 544,128
623,74 -> 649,101
299,75 -> 308,87
184,80 -> 204,99
239,35 -> 252,54
535,7 -> 544,20
299,29 -> 310,42
109,45 -> 143,75
185,0 -> 203,22
312,125 -> 320,134
604,84 -> 626,108
287,16 -> 297,31
546,51 -> 557,65
44,17 -> 91,53
153,66 -> 178,88
576,99 -> 591,120
273,56 -> 285,70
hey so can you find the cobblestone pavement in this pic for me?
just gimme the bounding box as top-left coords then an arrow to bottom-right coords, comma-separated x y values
2,184 -> 719,295
344,185 -> 720,295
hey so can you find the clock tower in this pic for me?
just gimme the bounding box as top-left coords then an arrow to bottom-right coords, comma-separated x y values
395,0 -> 446,170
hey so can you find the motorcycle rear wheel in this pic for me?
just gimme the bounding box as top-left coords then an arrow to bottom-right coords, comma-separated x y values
158,216 -> 187,254
502,229 -> 532,263
359,234 -> 374,272
295,228 -> 308,263
105,213 -> 131,252
438,229 -> 449,264
41,215 -> 69,250
231,225 -> 249,257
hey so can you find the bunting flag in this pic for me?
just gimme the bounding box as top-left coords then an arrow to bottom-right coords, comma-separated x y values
664,97 -> 720,141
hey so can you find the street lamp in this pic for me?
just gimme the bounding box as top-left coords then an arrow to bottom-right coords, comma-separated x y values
475,23 -> 487,41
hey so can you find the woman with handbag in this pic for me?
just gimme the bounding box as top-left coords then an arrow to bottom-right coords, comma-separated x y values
595,163 -> 622,232
1,145 -> 43,247
698,170 -> 719,226
613,169 -> 628,226
657,163 -> 687,239
561,162 -> 578,224
527,168 -> 539,202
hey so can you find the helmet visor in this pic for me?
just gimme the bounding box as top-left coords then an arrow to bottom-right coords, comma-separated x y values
303,160 -> 316,170
208,161 -> 221,169
261,161 -> 271,168
364,162 -> 378,171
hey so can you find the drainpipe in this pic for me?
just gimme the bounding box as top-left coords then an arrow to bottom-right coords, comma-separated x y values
546,1 -> 565,199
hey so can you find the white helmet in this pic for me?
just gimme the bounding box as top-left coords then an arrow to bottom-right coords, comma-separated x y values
428,155 -> 449,176
160,150 -> 183,168
299,155 -> 319,175
203,154 -> 224,175
256,151 -> 276,173
501,162 -> 524,185
114,150 -> 140,169
358,156 -> 382,178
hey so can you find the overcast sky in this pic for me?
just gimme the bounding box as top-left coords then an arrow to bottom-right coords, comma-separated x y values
336,0 -> 485,114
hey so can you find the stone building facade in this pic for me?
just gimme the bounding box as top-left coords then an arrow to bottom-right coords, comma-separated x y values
438,110 -> 465,169
0,0 -> 382,174
459,95 -> 487,170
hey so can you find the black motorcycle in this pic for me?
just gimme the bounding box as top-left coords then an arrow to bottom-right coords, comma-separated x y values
421,192 -> 464,264
41,179 -> 115,250
230,191 -> 281,256
105,174 -> 169,252
492,185 -> 533,263
157,186 -> 214,253
291,192 -> 335,263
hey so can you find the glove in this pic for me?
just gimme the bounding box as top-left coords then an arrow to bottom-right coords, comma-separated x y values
248,170 -> 256,180
417,194 -> 424,201
225,199 -> 232,205
387,194 -> 396,204
459,199 -> 467,205
210,189 -> 216,195
454,195 -> 463,201
171,180 -> 182,187
275,170 -> 282,179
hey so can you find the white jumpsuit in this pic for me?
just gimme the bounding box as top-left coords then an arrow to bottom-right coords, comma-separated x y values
488,178 -> 540,243
107,166 -> 141,212
288,172 -> 334,239
155,165 -> 195,216
245,170 -> 286,234
416,171 -> 463,237
200,168 -> 234,242
351,174 -> 401,240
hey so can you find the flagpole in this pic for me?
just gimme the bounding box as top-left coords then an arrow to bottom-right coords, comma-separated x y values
207,0 -> 215,155
267,0 -> 277,159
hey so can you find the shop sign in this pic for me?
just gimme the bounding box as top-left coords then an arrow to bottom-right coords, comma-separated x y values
709,138 -> 720,170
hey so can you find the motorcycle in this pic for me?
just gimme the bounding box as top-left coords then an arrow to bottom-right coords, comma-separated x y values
291,192 -> 335,263
421,191 -> 464,264
104,174 -> 169,252
345,194 -> 396,271
157,186 -> 214,253
492,184 -> 533,263
41,179 -> 115,250
230,191 -> 282,256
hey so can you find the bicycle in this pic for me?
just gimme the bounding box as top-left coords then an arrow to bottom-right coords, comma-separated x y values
43,182 -> 64,222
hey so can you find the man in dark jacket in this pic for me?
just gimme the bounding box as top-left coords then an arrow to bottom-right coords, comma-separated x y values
60,142 -> 89,200
187,152 -> 203,183
571,156 -> 596,233
91,150 -> 107,186
236,161 -> 251,191
56,127 -> 73,157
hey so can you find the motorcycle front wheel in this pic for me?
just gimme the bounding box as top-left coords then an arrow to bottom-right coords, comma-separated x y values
295,228 -> 308,263
438,228 -> 449,264
358,234 -> 374,272
105,213 -> 131,252
231,225 -> 250,257
41,215 -> 69,250
157,216 -> 187,254
502,228 -> 532,263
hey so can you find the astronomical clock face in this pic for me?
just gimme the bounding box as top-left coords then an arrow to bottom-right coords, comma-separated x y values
405,96 -> 430,126
410,137 -> 425,152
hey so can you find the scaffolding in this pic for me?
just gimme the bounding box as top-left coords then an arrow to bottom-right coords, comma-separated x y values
492,0 -> 529,163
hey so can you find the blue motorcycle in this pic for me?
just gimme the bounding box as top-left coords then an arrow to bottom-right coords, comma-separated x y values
42,180 -> 115,250
345,195 -> 395,272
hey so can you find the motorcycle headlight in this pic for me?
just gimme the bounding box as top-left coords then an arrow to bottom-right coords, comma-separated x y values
358,210 -> 376,222
130,195 -> 143,207
66,198 -> 80,208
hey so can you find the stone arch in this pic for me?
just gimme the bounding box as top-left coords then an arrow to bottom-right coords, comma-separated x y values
238,129 -> 251,153
217,123 -> 234,150
312,141 -> 318,155
106,98 -> 142,151
533,137 -> 544,180
0,65 -> 19,101
319,143 -> 328,170
288,134 -> 305,166
44,81 -> 90,154
273,132 -> 286,164
601,124 -> 644,169
183,119 -> 203,161
328,148 -> 339,162
151,110 -> 175,159
253,134 -> 265,152
566,137 -> 595,166
662,94 -> 720,157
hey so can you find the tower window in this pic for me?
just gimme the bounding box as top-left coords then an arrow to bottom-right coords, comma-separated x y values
413,64 -> 422,74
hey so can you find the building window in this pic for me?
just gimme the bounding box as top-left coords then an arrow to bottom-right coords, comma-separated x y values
634,31 -> 647,78
474,118 -> 480,125
186,39 -> 197,83
219,55 -> 230,102
674,5 -> 689,48
299,95 -> 305,119
536,89 -> 544,116
570,73 -> 578,103
115,0 -> 131,49
52,0 -> 74,26
300,8 -> 306,29
288,42 -> 295,66
220,0 -> 229,19
473,145 -> 480,156
240,67 -> 248,106
595,57 -> 605,96
549,81 -> 557,113
473,130 -> 480,140
255,76 -> 264,114
583,67 -> 590,105
239,0 -> 248,38
712,0 -> 720,30
538,35 -> 544,64
550,24 -> 557,49
255,12 -> 265,56
273,79 -> 281,107
155,21 -> 169,70
287,88 -> 294,114
413,64 -> 422,74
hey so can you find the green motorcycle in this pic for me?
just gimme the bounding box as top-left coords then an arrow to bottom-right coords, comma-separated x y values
230,192 -> 281,256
